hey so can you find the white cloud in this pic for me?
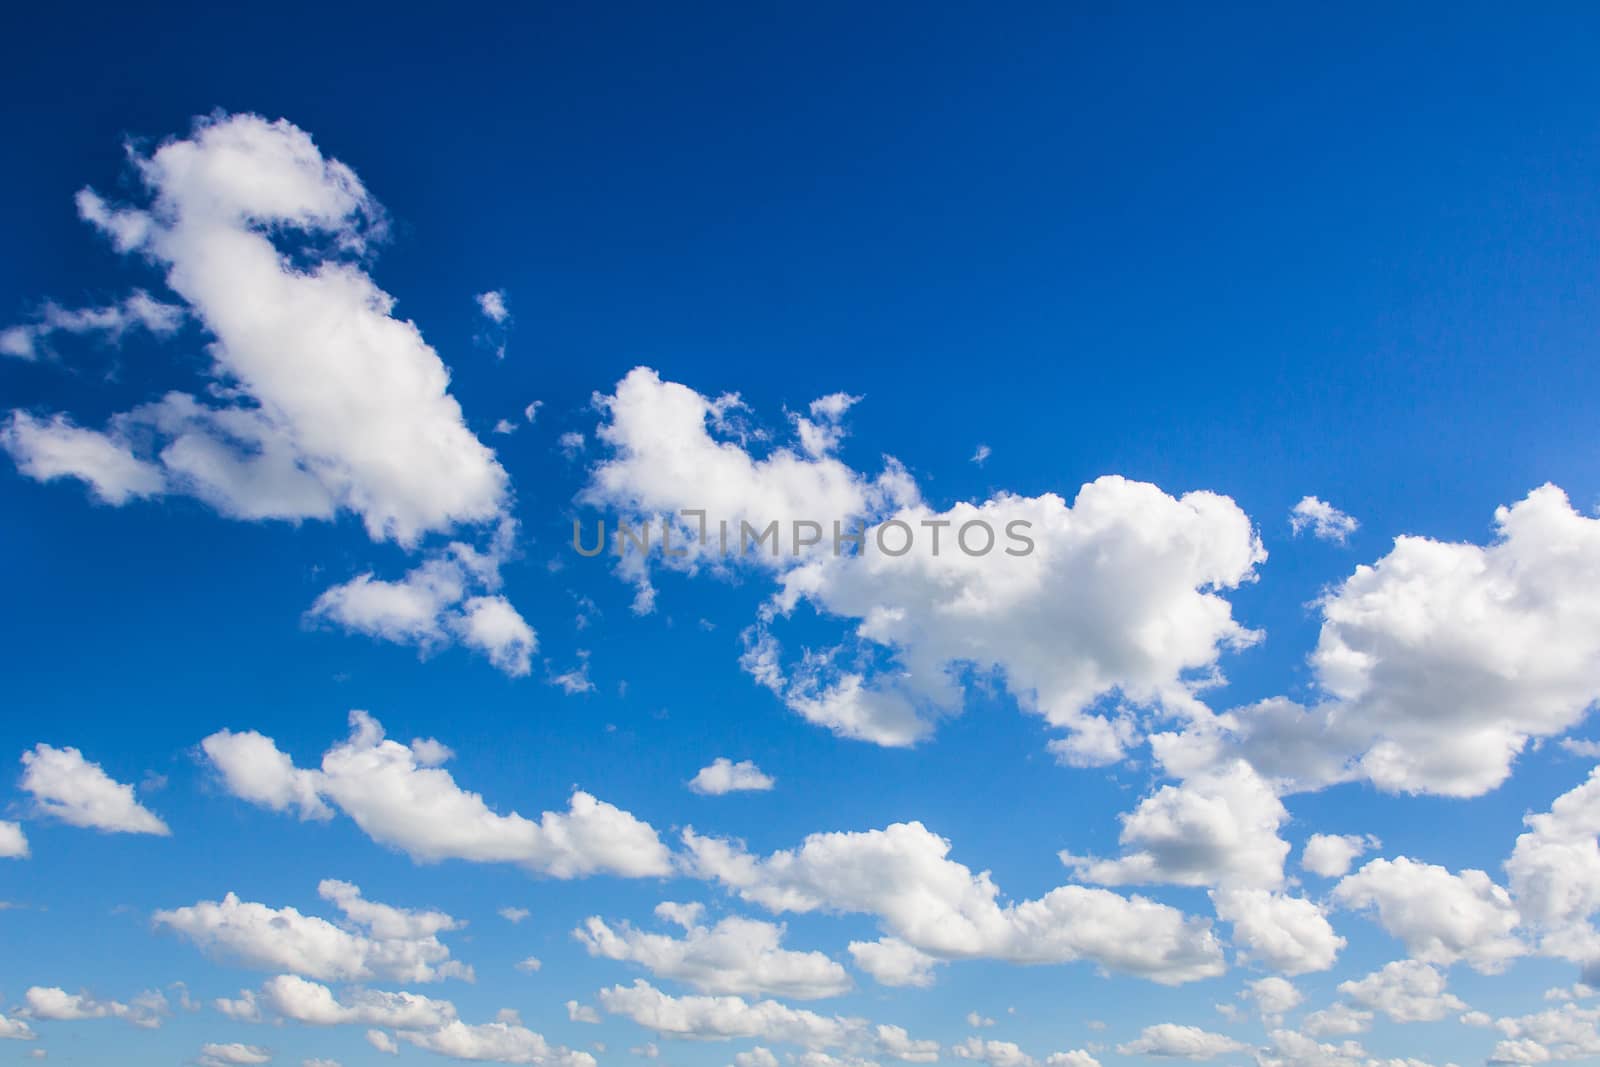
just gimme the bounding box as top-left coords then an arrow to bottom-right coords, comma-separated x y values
398,1019 -> 595,1067
366,1030 -> 399,1055
256,974 -> 457,1029
0,289 -> 184,360
199,712 -> 671,878
684,820 -> 1224,985
1114,1024 -> 1247,1060
847,938 -> 940,988
515,957 -> 542,974
1244,977 -> 1303,1022
1,412 -> 165,505
1301,835 -> 1380,879
1301,1003 -> 1373,1038
499,907 -> 530,924
1333,857 -> 1523,972
201,730 -> 330,820
476,290 -> 510,325
1178,485 -> 1600,798
198,1043 -> 271,1066
970,445 -> 991,466
0,820 -> 28,859
584,367 -> 1266,760
22,987 -> 168,1029
41,114 -> 509,544
1289,497 -> 1358,543
597,980 -> 934,1060
1507,765 -> 1600,965
952,1037 -> 1034,1067
0,1013 -> 35,1041
1335,960 -> 1465,1023
153,880 -> 471,983
1491,1002 -> 1600,1062
1210,889 -> 1345,975
964,1013 -> 996,1029
307,527 -> 536,677
19,745 -> 168,835
1063,761 -> 1289,890
689,759 -> 776,796
1044,1053 -> 1099,1067
575,902 -> 852,999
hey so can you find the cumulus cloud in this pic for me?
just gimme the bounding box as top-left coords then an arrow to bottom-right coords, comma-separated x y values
1210,889 -> 1345,975
575,902 -> 851,999
199,712 -> 671,878
197,1043 -> 271,1067
1301,834 -> 1380,879
684,820 -> 1224,986
1063,760 -> 1289,891
1506,765 -> 1600,966
22,987 -> 168,1029
1490,1002 -> 1600,1063
1243,977 -> 1303,1023
398,1019 -> 595,1066
0,820 -> 28,859
689,759 -> 776,796
153,880 -> 471,983
585,368 -> 1265,760
1289,497 -> 1358,543
1114,1024 -> 1247,1060
1,113 -> 532,671
597,980 -> 934,1060
19,745 -> 168,835
476,290 -> 509,325
1169,485 -> 1600,798
1333,857 -> 1523,972
1334,960 -> 1465,1023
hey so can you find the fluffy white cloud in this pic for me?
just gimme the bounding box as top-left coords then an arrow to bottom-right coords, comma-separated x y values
1063,761 -> 1288,890
0,413 -> 166,504
952,1037 -> 1034,1067
256,974 -> 457,1029
1333,857 -> 1523,972
1114,1024 -> 1247,1059
0,1012 -> 36,1041
1301,1003 -> 1373,1038
847,938 -> 940,988
576,902 -> 851,998
1177,486 -> 1600,797
0,820 -> 28,858
1490,1003 -> 1600,1063
684,820 -> 1224,985
1,113 -> 535,672
1290,497 -> 1358,543
397,1019 -> 595,1067
198,1043 -> 271,1066
1244,977 -> 1304,1022
1301,835 -> 1380,879
307,526 -> 535,677
1334,960 -> 1465,1023
153,880 -> 470,983
35,113 -> 509,544
597,980 -> 934,1060
584,369 -> 1265,759
19,745 -> 168,835
1211,889 -> 1345,975
199,712 -> 671,878
1507,765 -> 1600,965
689,759 -> 776,796
1044,1053 -> 1099,1067
1254,1028 -> 1449,1067
22,987 -> 168,1029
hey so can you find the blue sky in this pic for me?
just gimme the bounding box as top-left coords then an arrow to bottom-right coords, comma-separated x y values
5,6 -> 1600,1067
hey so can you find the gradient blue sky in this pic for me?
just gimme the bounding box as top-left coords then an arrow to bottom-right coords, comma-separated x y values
4,5 -> 1600,1067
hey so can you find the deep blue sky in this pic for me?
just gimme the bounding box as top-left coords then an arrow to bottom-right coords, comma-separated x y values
3,5 -> 1600,1067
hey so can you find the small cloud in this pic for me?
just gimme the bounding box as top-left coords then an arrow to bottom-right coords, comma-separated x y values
515,956 -> 543,973
498,907 -> 530,924
475,290 -> 510,325
492,418 -> 517,436
688,757 -> 775,795
965,1012 -> 996,1028
549,651 -> 595,695
558,431 -> 585,458
971,444 -> 991,465
1561,738 -> 1600,758
1289,496 -> 1358,543
567,1001 -> 601,1024
524,401 -> 543,423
